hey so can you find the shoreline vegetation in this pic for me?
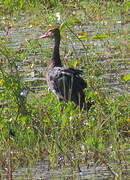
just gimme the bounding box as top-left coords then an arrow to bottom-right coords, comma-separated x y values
0,0 -> 129,179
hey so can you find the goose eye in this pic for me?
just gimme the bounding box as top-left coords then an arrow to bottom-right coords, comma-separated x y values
48,30 -> 53,35
49,29 -> 53,32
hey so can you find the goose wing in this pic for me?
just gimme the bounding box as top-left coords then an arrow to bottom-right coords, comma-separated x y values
47,67 -> 87,101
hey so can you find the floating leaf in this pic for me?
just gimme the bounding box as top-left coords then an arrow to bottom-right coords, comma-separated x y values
78,32 -> 90,39
93,33 -> 109,40
123,74 -> 130,82
60,18 -> 81,31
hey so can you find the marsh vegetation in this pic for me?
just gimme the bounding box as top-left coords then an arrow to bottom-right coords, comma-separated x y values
0,0 -> 129,179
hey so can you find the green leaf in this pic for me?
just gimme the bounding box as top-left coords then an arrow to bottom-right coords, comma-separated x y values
20,116 -> 29,127
123,74 -> 130,82
0,79 -> 4,86
0,124 -> 4,129
70,59 -> 78,67
86,137 -> 94,145
60,18 -> 81,31
93,33 -> 109,40
78,32 -> 90,39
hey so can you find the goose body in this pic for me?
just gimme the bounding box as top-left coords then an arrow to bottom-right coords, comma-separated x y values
39,27 -> 91,110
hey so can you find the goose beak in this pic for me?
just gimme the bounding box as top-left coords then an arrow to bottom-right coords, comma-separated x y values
38,32 -> 49,39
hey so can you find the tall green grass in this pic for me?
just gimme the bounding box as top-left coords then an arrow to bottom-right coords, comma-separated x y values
1,0 -> 128,13
0,0 -> 129,179
0,38 -> 129,179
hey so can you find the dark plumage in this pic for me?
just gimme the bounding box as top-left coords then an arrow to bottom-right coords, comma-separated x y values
39,27 -> 92,110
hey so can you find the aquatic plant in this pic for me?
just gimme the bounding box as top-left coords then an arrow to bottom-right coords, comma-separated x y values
0,0 -> 129,179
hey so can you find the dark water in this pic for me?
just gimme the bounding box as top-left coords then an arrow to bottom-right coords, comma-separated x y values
0,13 -> 129,179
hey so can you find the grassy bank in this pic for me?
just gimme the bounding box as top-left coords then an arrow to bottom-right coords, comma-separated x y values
0,0 -> 129,179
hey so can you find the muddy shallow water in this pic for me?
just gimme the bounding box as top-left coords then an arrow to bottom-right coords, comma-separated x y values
2,163 -> 114,179
0,15 -> 130,94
